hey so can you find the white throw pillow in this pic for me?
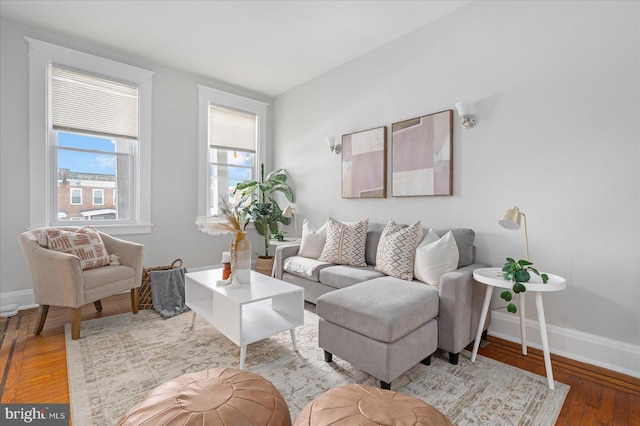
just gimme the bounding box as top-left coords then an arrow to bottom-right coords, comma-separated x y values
414,229 -> 459,287
375,220 -> 422,280
319,217 -> 368,267
298,219 -> 327,259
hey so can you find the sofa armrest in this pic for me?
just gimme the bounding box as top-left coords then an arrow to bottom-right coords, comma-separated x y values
437,262 -> 490,355
273,244 -> 301,280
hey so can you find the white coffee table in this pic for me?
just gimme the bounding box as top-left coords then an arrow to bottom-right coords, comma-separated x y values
471,267 -> 566,389
185,268 -> 304,369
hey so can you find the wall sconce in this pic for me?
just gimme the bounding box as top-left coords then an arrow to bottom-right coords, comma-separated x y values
326,136 -> 342,154
455,101 -> 477,129
282,204 -> 297,239
499,206 -> 529,261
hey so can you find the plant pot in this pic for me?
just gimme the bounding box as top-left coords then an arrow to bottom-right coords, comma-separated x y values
255,256 -> 274,276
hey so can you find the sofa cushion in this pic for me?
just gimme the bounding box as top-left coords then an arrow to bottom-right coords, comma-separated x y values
298,219 -> 327,259
319,218 -> 368,267
316,277 -> 439,343
375,220 -> 422,280
364,224 -> 475,268
414,229 -> 459,287
319,265 -> 385,289
283,256 -> 332,281
432,228 -> 475,268
365,222 -> 387,266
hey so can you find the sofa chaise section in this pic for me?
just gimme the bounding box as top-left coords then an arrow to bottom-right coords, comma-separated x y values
273,223 -> 490,364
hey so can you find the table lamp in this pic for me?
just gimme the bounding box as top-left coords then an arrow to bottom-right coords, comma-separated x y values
283,204 -> 297,239
499,206 -> 529,261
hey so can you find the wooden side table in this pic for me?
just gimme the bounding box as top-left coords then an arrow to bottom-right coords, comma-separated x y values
471,267 -> 566,389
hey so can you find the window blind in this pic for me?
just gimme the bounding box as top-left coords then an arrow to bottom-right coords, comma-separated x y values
51,66 -> 139,139
209,105 -> 256,152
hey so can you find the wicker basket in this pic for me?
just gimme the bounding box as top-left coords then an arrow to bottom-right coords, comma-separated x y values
139,259 -> 183,310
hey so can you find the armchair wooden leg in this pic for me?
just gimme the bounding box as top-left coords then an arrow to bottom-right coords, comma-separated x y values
34,305 -> 49,335
71,307 -> 82,340
131,288 -> 139,314
93,300 -> 103,312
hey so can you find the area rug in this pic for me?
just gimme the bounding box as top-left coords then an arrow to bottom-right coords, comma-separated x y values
66,308 -> 569,425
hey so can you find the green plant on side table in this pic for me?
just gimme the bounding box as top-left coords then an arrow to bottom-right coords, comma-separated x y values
500,257 -> 549,313
234,163 -> 293,274
271,231 -> 286,242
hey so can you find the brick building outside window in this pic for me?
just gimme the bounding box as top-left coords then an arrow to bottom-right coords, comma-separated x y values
57,169 -> 116,220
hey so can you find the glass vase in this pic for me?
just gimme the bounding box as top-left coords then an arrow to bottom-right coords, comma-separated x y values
231,231 -> 251,288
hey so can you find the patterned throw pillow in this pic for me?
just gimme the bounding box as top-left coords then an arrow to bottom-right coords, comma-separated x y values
414,229 -> 459,287
319,218 -> 369,267
39,226 -> 111,270
298,219 -> 327,259
375,220 -> 423,280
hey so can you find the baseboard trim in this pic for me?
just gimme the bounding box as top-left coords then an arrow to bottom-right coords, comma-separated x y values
489,310 -> 640,379
0,264 -> 222,312
0,289 -> 37,311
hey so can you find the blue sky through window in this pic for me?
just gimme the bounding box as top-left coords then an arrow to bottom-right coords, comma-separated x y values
57,132 -> 116,174
58,132 -> 254,181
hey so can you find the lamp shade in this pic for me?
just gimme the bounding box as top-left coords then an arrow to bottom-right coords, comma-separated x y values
325,136 -> 335,150
283,205 -> 293,218
455,101 -> 472,117
499,206 -> 522,230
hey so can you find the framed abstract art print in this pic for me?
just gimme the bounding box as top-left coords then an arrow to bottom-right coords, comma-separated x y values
391,110 -> 453,197
341,126 -> 387,198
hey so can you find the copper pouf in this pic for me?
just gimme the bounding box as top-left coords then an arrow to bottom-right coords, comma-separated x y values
294,384 -> 451,426
116,367 -> 291,426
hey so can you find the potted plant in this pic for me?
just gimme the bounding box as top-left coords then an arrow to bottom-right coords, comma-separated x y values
271,230 -> 286,242
499,258 -> 549,313
234,163 -> 293,275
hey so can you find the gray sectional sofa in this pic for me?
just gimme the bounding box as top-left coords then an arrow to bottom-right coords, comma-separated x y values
273,222 -> 490,366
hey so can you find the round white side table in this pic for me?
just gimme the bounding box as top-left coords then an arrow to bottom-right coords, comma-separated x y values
472,267 -> 566,390
269,238 -> 302,246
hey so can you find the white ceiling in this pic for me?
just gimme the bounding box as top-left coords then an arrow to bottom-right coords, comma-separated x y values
0,0 -> 471,97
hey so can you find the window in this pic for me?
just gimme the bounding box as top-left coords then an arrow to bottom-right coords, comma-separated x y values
93,189 -> 104,205
208,106 -> 256,214
52,66 -> 135,221
27,38 -> 154,234
70,188 -> 82,205
198,85 -> 267,217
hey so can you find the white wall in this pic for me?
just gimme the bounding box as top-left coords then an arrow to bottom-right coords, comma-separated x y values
273,1 -> 640,376
0,18 -> 272,304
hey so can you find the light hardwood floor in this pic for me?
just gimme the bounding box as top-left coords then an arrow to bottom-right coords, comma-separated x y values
1,293 -> 639,425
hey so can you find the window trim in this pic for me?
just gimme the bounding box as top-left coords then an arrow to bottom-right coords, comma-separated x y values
27,37 -> 154,235
197,85 -> 268,217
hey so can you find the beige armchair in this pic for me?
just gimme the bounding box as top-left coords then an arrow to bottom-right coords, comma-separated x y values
18,227 -> 144,339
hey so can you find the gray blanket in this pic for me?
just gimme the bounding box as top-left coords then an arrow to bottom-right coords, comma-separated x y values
150,267 -> 190,319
